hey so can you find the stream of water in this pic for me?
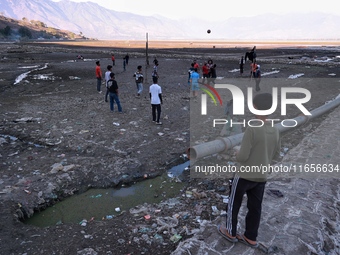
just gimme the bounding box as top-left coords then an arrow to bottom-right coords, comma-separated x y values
25,161 -> 190,227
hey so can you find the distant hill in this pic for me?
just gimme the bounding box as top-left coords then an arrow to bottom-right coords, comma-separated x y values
0,14 -> 87,40
1,0 -> 340,40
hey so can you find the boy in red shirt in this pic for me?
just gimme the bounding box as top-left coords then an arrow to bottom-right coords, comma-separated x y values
95,61 -> 102,93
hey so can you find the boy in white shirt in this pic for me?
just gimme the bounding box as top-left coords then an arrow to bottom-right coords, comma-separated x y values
149,77 -> 163,125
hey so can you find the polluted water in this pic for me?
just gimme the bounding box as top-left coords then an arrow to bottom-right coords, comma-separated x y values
24,161 -> 190,227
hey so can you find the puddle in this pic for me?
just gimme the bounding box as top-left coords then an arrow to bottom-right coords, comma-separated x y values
24,161 -> 190,227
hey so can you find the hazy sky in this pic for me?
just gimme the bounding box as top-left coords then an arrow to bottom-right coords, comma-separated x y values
53,0 -> 339,21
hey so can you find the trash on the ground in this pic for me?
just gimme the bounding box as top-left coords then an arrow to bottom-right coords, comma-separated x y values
79,130 -> 89,134
156,216 -> 179,233
69,76 -> 81,80
288,73 -> 304,79
106,215 -> 114,220
13,117 -> 41,123
153,234 -> 164,243
79,219 -> 87,226
185,191 -> 192,198
138,227 -> 152,233
115,207 -> 121,212
167,172 -> 174,178
24,189 -> 31,194
144,214 -> 151,220
221,195 -> 229,204
267,189 -> 284,198
90,194 -> 102,198
170,234 -> 182,243
211,206 -> 218,212
158,132 -> 164,136
113,122 -> 120,126
117,239 -> 125,244
8,151 -> 19,157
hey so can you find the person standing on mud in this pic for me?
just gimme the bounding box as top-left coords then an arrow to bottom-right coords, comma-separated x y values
250,61 -> 258,78
111,54 -> 115,67
208,64 -> 217,85
95,60 -> 102,93
190,68 -> 200,98
254,65 -> 261,91
133,65 -> 144,98
107,72 -> 123,113
188,63 -> 195,84
123,57 -> 126,71
207,59 -> 213,78
149,76 -> 163,125
217,93 -> 281,249
202,62 -> 210,83
239,56 -> 244,75
104,65 -> 113,102
152,62 -> 159,79
124,54 -> 130,66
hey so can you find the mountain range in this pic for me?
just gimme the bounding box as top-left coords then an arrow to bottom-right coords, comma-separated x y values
1,0 -> 340,40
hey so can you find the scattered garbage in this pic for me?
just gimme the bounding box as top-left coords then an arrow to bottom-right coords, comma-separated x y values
69,76 -> 81,80
266,189 -> 284,198
90,194 -> 102,198
288,73 -> 304,79
113,122 -> 120,126
170,234 -> 182,243
106,215 -> 114,220
79,219 -> 87,226
153,234 -> 164,243
13,117 -> 41,123
115,207 -> 121,212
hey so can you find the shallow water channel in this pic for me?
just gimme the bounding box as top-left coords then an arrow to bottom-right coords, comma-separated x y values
25,161 -> 190,227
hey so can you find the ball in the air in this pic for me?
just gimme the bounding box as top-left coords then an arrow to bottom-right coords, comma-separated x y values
207,29 -> 211,34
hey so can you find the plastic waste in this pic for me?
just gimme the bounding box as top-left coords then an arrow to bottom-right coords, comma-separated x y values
170,234 -> 182,243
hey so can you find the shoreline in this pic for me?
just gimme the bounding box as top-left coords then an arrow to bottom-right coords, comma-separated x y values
24,39 -> 340,49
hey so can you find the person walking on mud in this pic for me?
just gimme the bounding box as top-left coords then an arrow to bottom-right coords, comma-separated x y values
218,93 -> 281,250
149,76 -> 163,125
95,60 -> 102,93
